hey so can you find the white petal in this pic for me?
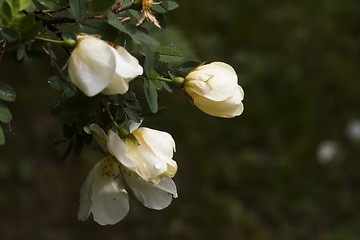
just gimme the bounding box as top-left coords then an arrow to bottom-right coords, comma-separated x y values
101,46 -> 143,95
91,162 -> 129,225
125,130 -> 171,183
128,119 -> 143,133
133,127 -> 177,178
124,171 -> 177,210
107,130 -> 137,171
185,62 -> 238,101
78,159 -> 103,221
84,123 -> 108,153
189,85 -> 244,118
68,36 -> 116,97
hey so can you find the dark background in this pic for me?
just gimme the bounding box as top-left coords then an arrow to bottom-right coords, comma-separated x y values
1,0 -> 360,239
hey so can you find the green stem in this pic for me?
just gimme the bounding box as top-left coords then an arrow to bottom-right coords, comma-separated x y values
105,101 -> 129,138
157,77 -> 173,83
34,36 -> 63,44
157,76 -> 185,88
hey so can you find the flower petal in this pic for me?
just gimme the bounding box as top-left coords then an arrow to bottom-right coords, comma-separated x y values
185,62 -> 238,101
91,160 -> 129,225
68,36 -> 116,97
124,171 -> 177,210
84,123 -> 108,153
107,130 -> 137,171
189,85 -> 244,118
102,46 -> 143,95
78,159 -> 103,221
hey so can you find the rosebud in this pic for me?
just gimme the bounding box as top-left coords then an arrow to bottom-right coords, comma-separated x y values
184,62 -> 244,118
68,34 -> 143,97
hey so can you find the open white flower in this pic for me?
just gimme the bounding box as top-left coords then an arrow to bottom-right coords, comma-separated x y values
184,62 -> 244,118
68,34 -> 143,97
78,123 -> 178,225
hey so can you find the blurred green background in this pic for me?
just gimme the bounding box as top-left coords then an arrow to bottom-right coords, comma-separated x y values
1,0 -> 360,239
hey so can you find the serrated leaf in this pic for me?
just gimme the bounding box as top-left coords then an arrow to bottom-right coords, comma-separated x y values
124,100 -> 140,109
107,12 -> 159,45
152,4 -> 167,14
143,80 -> 158,113
115,107 -> 125,121
142,44 -> 155,78
69,0 -> 89,22
36,0 -> 68,9
0,125 -> 5,145
6,0 -> 31,16
124,107 -> 141,123
92,0 -> 115,13
0,103 -> 12,123
63,93 -> 98,120
48,76 -> 67,91
0,82 -> 16,101
156,46 -> 182,63
49,95 -> 63,116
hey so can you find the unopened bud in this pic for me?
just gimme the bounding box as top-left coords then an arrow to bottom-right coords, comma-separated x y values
61,38 -> 76,48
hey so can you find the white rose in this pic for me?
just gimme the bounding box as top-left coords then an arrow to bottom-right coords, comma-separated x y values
68,34 -> 143,97
78,123 -> 178,225
184,62 -> 244,118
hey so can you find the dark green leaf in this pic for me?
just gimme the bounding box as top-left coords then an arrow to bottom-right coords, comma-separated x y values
142,44 -> 155,78
92,0 -> 115,14
36,0 -> 68,9
124,100 -> 140,109
115,107 -> 125,121
0,125 -> 5,145
0,103 -> 12,123
62,139 -> 74,161
124,107 -> 141,123
107,12 -> 159,45
69,0 -> 89,22
143,80 -> 158,113
16,43 -> 25,60
159,80 -> 173,93
0,1 -> 12,27
63,124 -> 73,139
63,93 -> 98,120
0,82 -> 16,101
152,4 -> 167,13
156,46 -> 182,63
54,139 -> 66,146
48,76 -> 67,91
6,0 -> 31,16
80,19 -> 117,41
49,95 -> 63,116
162,0 -> 179,11
1,27 -> 19,41
123,90 -> 136,101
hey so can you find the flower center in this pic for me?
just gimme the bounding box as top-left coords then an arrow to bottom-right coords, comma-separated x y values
102,155 -> 121,179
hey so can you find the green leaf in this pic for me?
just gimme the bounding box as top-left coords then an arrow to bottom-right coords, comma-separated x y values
156,46 -> 182,63
142,44 -> 155,79
0,125 -> 4,145
63,93 -> 98,120
49,95 -> 63,116
107,12 -> 159,46
80,19 -> 118,41
16,43 -> 25,60
48,76 -> 67,91
159,80 -> 173,93
92,0 -> 115,13
152,4 -> 167,14
0,1 -> 12,27
143,80 -> 158,113
1,27 -> 19,42
69,0 -> 89,22
124,100 -> 140,110
36,0 -> 68,9
5,0 -> 31,16
162,0 -> 179,11
124,107 -> 141,123
0,82 -> 16,102
0,103 -> 12,123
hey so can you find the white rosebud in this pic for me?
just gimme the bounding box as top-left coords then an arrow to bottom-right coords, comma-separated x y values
68,34 -> 143,97
184,62 -> 244,118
